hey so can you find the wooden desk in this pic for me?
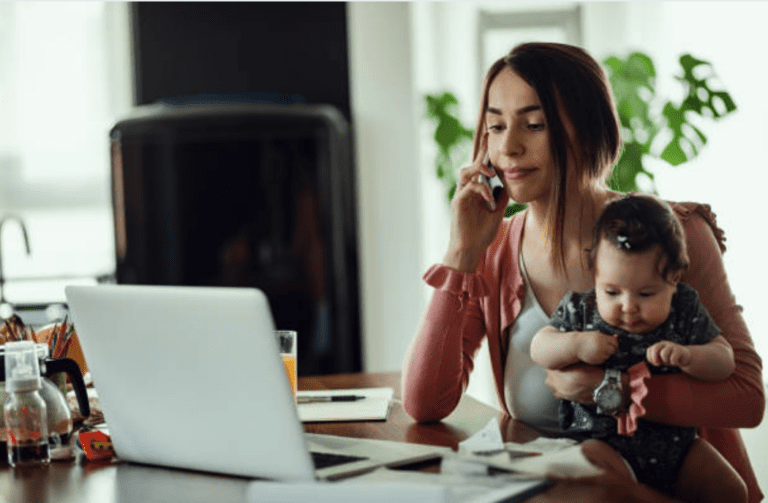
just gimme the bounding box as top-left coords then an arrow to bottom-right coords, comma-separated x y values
300,372 -> 541,449
0,372 -> 676,503
296,373 -> 678,503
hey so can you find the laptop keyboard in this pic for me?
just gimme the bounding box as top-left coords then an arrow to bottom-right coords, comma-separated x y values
311,451 -> 368,469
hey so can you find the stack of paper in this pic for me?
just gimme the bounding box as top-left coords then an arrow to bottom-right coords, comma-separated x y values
451,418 -> 601,479
296,387 -> 394,422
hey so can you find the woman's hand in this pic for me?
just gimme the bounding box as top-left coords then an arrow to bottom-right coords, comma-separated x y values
544,364 -> 606,404
444,133 -> 510,272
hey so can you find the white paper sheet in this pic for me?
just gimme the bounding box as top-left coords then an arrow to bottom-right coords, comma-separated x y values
457,417 -> 505,454
296,387 -> 393,422
449,417 -> 602,479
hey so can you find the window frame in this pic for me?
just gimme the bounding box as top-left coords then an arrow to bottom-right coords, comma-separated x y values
475,6 -> 583,82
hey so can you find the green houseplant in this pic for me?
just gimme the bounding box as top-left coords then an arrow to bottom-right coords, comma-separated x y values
425,52 -> 736,212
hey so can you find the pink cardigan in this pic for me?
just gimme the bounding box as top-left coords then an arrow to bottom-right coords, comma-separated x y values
402,202 -> 765,502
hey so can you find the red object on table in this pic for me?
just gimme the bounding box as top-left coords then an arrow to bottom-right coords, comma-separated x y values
79,430 -> 115,461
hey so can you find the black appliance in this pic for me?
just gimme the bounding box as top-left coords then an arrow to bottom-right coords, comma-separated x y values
109,103 -> 361,375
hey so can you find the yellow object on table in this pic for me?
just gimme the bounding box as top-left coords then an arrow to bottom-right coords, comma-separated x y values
34,324 -> 89,375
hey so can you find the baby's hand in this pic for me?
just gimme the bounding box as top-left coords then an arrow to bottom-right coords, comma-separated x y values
646,341 -> 692,368
576,331 -> 618,365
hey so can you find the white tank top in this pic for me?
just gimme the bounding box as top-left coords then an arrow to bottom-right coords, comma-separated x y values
503,251 -> 563,433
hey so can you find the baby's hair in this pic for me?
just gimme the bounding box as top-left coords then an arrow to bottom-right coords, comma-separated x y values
588,194 -> 689,282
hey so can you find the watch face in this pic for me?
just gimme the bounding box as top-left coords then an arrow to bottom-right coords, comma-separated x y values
596,387 -> 623,414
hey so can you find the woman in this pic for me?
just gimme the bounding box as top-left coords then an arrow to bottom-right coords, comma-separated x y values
401,42 -> 764,501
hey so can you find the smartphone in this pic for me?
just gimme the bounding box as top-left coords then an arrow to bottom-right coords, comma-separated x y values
479,158 -> 504,211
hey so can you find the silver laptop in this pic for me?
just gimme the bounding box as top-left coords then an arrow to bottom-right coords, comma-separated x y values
65,285 -> 447,481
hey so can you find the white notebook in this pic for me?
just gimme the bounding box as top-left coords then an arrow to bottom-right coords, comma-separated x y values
297,387 -> 394,422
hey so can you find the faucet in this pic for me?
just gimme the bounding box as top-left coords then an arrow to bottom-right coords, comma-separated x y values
0,215 -> 32,305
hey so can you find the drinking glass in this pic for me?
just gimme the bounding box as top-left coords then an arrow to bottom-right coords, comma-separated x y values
275,330 -> 297,402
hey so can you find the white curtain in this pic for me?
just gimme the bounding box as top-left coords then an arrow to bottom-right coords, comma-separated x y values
0,2 -> 132,307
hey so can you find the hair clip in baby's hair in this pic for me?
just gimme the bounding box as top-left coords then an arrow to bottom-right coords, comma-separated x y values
616,234 -> 632,250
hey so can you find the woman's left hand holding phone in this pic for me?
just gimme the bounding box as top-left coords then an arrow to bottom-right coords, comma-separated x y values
444,133 -> 509,273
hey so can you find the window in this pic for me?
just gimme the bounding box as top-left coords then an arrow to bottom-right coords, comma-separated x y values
477,6 -> 583,81
0,2 -> 131,315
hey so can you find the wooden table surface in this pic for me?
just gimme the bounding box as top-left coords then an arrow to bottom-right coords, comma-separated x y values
299,372 -> 541,449
299,373 -> 678,503
0,372 -> 676,503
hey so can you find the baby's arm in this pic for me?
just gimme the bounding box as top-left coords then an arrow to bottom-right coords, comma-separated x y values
646,334 -> 734,381
531,326 -> 618,369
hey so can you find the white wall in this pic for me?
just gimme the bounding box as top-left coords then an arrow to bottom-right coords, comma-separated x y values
346,3 -> 425,373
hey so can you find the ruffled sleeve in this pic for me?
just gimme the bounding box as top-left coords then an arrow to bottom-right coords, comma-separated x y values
673,201 -> 726,253
403,217 -> 519,423
616,362 -> 651,436
401,264 -> 491,421
422,264 -> 490,309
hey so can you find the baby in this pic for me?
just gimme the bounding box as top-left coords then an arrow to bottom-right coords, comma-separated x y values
530,194 -> 746,502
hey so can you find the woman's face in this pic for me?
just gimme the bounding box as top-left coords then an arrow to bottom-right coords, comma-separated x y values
485,68 -> 556,206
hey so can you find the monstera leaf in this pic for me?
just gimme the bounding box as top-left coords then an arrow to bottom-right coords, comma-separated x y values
659,54 -> 737,166
604,52 -> 737,192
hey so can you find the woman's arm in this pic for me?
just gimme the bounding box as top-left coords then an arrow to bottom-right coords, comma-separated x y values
401,265 -> 488,422
402,143 -> 510,422
646,334 -> 735,382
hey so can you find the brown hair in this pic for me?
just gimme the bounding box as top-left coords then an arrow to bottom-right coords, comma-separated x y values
472,42 -> 621,272
588,193 -> 689,282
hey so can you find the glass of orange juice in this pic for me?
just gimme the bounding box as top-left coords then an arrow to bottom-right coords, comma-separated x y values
275,330 -> 297,402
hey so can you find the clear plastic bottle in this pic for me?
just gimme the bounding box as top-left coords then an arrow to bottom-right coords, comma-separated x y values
3,340 -> 51,466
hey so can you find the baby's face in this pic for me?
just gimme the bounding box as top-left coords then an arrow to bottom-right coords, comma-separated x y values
594,240 -> 678,334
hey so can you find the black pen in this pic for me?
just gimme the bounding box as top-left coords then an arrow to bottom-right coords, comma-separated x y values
297,395 -> 367,404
